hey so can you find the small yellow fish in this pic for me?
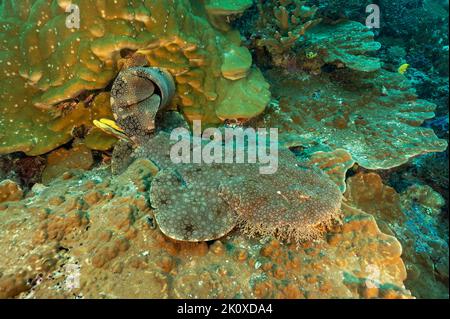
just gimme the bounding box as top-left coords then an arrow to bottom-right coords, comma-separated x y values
93,119 -> 130,141
398,63 -> 409,75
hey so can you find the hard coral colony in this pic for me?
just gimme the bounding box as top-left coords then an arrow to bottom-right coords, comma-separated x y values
0,0 -> 448,301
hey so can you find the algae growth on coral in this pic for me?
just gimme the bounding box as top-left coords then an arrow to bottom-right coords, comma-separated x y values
0,0 -> 448,300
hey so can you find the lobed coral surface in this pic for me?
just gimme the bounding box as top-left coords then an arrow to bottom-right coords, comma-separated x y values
0,0 -> 448,300
0,158 -> 410,299
0,0 -> 270,155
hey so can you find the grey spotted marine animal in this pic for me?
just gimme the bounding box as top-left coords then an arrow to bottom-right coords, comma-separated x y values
97,64 -> 342,244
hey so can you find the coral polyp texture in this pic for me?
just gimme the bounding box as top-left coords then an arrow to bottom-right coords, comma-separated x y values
345,173 -> 449,298
0,0 -> 448,301
0,0 -> 270,155
0,158 -> 411,299
257,69 -> 447,169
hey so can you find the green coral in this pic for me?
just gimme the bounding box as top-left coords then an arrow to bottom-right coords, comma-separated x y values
257,68 -> 447,169
250,0 -> 322,66
205,0 -> 254,31
303,21 -> 382,73
0,0 -> 268,155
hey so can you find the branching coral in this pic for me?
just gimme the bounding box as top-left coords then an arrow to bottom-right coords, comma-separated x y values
239,3 -> 381,75
0,0 -> 269,155
249,0 -> 322,66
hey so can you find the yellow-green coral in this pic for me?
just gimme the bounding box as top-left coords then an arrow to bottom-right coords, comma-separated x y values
0,0 -> 269,155
204,0 -> 253,31
221,44 -> 253,80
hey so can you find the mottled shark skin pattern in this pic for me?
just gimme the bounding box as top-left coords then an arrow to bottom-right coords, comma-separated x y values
106,65 -> 342,244
107,121 -> 342,243
111,67 -> 176,145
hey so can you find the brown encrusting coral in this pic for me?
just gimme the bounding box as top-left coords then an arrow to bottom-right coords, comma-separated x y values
0,159 -> 410,299
345,173 -> 449,298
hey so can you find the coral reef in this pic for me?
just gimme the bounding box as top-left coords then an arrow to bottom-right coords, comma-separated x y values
0,0 -> 270,155
239,0 -> 322,67
0,157 -> 410,299
255,68 -> 447,169
41,144 -> 94,185
0,0 -> 447,301
302,21 -> 381,73
345,172 -> 449,298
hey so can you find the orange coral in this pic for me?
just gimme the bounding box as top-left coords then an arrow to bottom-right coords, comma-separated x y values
0,161 -> 410,299
345,172 -> 449,298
